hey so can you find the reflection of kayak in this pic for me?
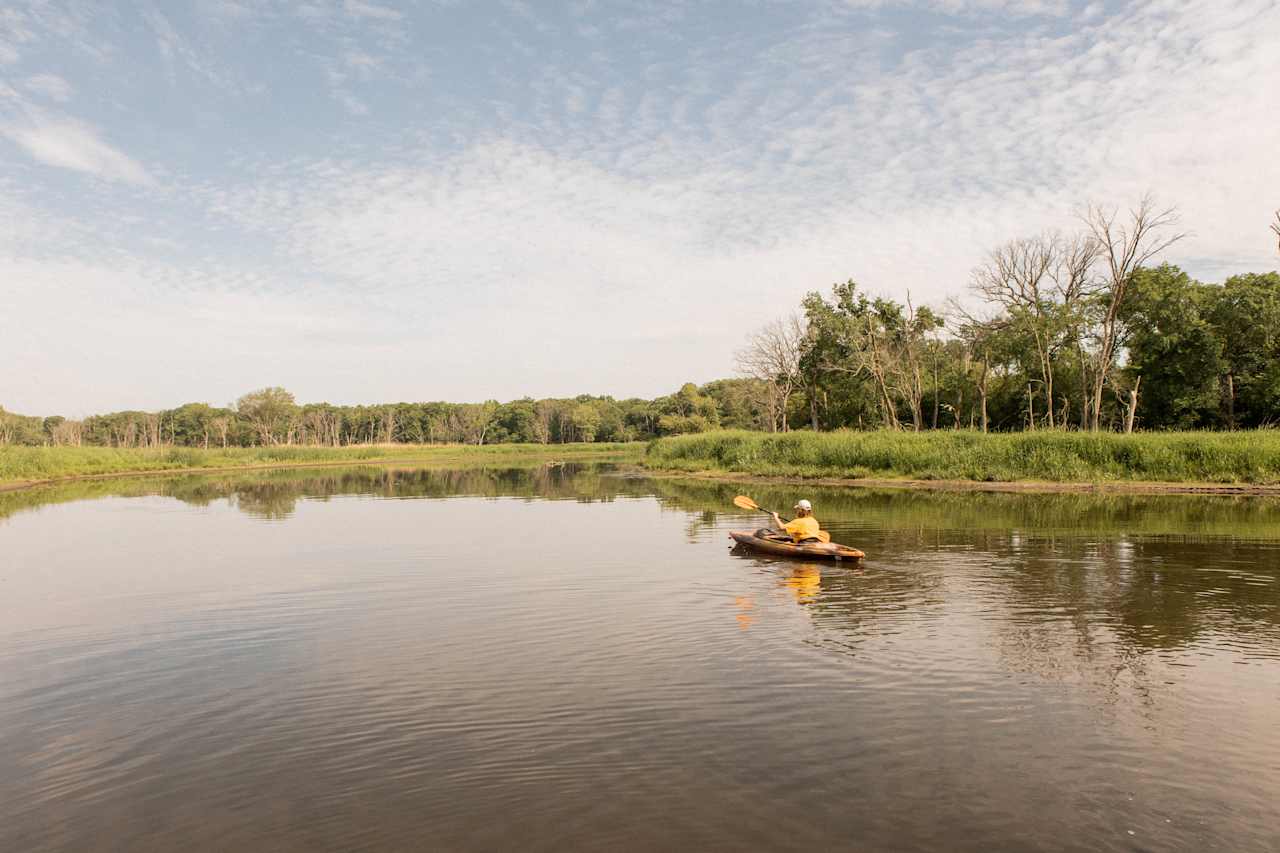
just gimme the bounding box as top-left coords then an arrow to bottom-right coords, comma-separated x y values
729,531 -> 865,561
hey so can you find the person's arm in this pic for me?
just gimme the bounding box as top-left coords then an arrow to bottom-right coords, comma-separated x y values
771,511 -> 786,529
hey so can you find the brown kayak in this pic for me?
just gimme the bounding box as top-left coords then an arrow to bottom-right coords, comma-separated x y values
729,530 -> 865,561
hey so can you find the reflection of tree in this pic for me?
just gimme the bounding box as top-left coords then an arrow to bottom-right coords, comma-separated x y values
0,462 -> 653,526
702,479 -> 1280,690
8,463 -> 1279,674
229,481 -> 306,520
987,532 -> 1280,712
647,477 -> 1280,540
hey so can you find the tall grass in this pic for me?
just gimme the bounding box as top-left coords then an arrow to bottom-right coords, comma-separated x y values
644,430 -> 1280,484
0,442 -> 641,486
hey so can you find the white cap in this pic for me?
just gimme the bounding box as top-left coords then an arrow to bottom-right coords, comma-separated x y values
794,499 -> 812,511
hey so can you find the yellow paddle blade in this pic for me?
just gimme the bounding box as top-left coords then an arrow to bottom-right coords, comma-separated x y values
733,495 -> 760,511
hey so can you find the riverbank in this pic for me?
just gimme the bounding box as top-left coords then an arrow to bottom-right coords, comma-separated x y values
643,430 -> 1280,494
0,443 -> 643,492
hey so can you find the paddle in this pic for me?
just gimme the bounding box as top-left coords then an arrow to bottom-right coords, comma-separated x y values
732,495 -> 831,543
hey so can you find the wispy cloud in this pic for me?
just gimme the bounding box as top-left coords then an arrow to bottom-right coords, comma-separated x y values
1,110 -> 152,184
23,72 -> 72,101
343,0 -> 403,22
1,0 -> 1277,414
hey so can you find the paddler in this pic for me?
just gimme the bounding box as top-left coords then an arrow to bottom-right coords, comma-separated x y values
767,499 -> 823,543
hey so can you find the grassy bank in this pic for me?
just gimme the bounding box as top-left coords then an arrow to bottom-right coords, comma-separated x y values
644,430 -> 1280,486
0,442 -> 642,489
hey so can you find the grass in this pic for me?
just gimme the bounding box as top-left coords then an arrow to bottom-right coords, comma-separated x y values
0,442 -> 643,488
644,429 -> 1280,485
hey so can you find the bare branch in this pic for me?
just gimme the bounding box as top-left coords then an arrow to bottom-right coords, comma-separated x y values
736,314 -> 806,432
1080,193 -> 1185,430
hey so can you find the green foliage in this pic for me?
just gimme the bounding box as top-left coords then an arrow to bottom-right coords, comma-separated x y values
1122,265 -> 1224,428
645,429 -> 1280,484
1211,272 -> 1280,427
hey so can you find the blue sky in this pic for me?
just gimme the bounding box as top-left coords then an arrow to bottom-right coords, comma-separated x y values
2,0 -> 1278,415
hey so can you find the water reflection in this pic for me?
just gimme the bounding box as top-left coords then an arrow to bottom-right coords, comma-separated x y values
3,463 -> 1279,852
6,465 -> 1278,662
0,462 -> 640,524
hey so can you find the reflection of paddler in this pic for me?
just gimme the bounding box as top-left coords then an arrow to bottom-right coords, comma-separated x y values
783,564 -> 822,604
734,596 -> 756,630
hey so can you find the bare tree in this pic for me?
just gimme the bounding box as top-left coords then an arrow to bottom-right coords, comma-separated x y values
50,419 -> 84,446
736,315 -> 806,432
1081,194 -> 1185,431
209,417 -> 231,448
1052,233 -> 1102,428
1112,375 -> 1142,434
889,295 -> 941,431
970,232 -> 1099,429
1272,209 -> 1280,253
533,400 -> 555,444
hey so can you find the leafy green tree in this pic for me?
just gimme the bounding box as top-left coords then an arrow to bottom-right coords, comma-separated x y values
700,379 -> 769,430
236,387 -> 298,445
570,402 -> 602,442
1121,265 -> 1224,429
167,402 -> 221,448
1209,272 -> 1280,428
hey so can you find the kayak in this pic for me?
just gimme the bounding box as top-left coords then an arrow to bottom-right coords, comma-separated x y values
729,530 -> 865,561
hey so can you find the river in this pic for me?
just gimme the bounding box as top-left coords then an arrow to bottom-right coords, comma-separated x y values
2,463 -> 1278,851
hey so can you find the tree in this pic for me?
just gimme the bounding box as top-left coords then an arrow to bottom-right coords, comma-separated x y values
968,233 -> 1099,428
1120,265 -> 1223,429
736,315 -> 805,432
1272,209 -> 1279,253
802,281 -> 903,429
168,403 -> 219,448
570,402 -> 602,442
1209,272 -> 1280,428
50,419 -> 84,446
1081,194 -> 1185,430
236,387 -> 298,446
449,401 -> 498,445
210,416 -> 233,448
700,379 -> 770,430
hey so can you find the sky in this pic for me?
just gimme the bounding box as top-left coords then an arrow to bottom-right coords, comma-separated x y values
2,0 -> 1278,416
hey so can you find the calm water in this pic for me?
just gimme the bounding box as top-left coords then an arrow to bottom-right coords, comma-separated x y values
2,464 -> 1279,852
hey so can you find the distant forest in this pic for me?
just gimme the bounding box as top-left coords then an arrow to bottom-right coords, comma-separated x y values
4,199 -> 1279,448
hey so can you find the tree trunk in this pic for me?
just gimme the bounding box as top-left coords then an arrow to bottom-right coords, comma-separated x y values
1225,373 -> 1236,429
931,359 -> 940,430
1123,376 -> 1141,434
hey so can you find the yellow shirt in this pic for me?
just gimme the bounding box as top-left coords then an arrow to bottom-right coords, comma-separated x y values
782,515 -> 821,542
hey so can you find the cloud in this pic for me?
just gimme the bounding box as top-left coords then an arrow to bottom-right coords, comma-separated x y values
2,0 -> 1278,415
23,73 -> 73,101
343,0 -> 403,21
1,111 -> 153,184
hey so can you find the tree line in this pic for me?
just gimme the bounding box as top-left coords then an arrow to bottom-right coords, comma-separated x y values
4,198 -> 1277,447
0,381 -> 759,448
737,197 -> 1280,433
